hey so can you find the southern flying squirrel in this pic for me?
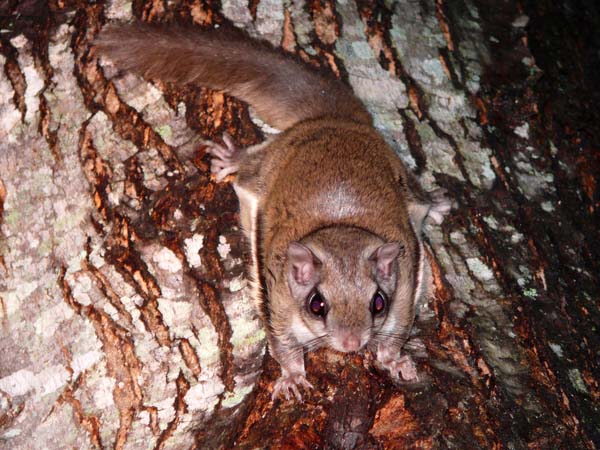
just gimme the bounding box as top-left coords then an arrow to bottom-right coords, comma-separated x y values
96,23 -> 451,401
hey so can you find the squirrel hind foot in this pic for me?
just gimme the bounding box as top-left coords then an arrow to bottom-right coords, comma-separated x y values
206,133 -> 243,182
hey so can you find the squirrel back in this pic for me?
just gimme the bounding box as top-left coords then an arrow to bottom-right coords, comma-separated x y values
95,23 -> 371,130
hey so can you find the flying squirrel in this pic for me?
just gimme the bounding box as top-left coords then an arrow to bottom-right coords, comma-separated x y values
96,22 -> 452,401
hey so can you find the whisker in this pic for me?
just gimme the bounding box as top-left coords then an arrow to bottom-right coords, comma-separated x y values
359,324 -> 375,334
278,347 -> 305,364
370,332 -> 427,352
303,334 -> 329,352
302,334 -> 329,349
402,341 -> 425,349
277,334 -> 329,363
373,332 -> 411,341
375,331 -> 408,336
374,328 -> 412,336
370,334 -> 411,347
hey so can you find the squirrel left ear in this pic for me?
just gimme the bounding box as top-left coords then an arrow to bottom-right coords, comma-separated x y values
287,242 -> 322,298
288,242 -> 320,285
370,242 -> 403,280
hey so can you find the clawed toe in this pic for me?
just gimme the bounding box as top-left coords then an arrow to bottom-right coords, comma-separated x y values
212,165 -> 238,181
222,132 -> 236,155
377,346 -> 419,382
205,133 -> 242,182
272,373 -> 313,402
207,133 -> 237,159
395,354 -> 418,381
430,188 -> 448,201
207,144 -> 230,160
427,188 -> 452,224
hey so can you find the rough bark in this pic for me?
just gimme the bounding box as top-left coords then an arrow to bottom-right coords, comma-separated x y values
0,0 -> 598,449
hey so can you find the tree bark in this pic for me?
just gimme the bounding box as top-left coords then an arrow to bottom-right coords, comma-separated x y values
0,0 -> 598,449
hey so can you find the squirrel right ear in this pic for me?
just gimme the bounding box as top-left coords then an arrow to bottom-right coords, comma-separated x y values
287,242 -> 321,299
287,242 -> 320,286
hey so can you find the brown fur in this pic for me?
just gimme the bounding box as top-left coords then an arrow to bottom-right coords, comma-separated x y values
238,119 -> 420,358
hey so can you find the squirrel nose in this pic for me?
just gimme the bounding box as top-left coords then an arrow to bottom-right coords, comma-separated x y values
342,334 -> 361,352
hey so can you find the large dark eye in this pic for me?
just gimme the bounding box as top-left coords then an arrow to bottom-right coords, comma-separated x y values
371,290 -> 386,315
307,291 -> 327,318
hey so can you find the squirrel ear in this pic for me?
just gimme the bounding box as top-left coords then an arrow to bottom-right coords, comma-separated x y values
287,242 -> 320,286
370,242 -> 403,280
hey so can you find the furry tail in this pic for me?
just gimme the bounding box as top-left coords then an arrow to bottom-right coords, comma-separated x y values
95,23 -> 371,130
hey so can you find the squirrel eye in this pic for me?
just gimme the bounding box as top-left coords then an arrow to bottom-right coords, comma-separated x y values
307,291 -> 327,318
371,291 -> 386,315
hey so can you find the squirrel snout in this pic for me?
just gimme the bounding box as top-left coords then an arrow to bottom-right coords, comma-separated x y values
338,332 -> 361,352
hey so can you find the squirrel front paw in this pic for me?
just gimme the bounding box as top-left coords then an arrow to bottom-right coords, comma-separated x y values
377,345 -> 419,381
272,371 -> 313,402
206,133 -> 242,182
381,354 -> 418,381
427,188 -> 452,225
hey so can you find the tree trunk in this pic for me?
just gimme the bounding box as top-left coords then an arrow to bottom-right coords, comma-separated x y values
0,0 -> 598,448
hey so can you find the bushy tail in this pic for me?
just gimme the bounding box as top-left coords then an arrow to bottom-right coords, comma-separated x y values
95,23 -> 371,130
